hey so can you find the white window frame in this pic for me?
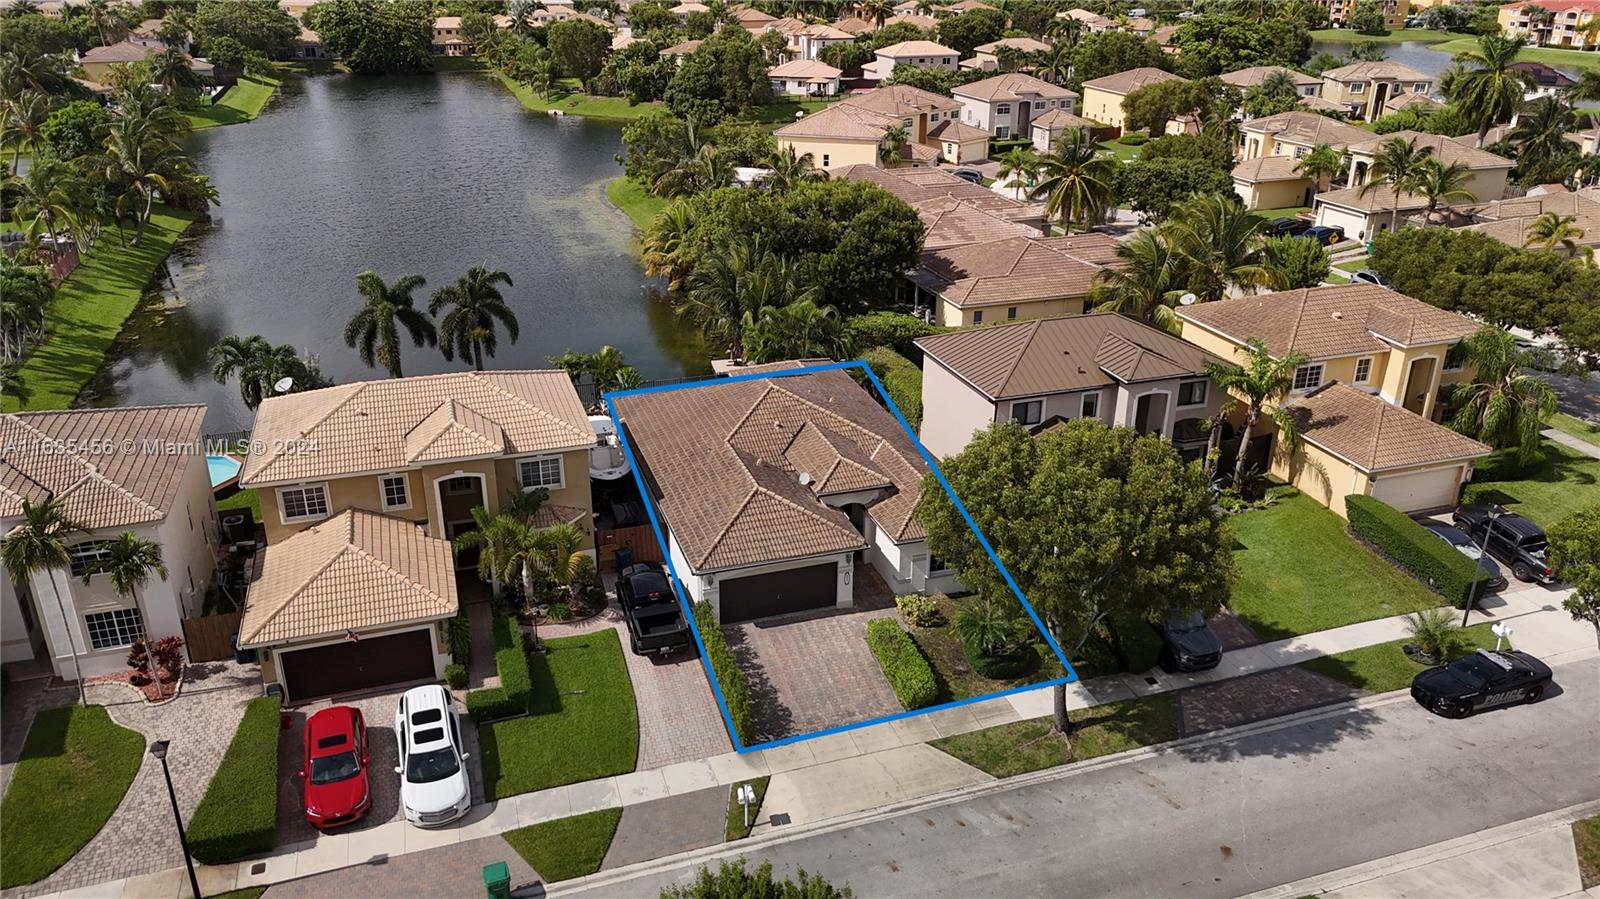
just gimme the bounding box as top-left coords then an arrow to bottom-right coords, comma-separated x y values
380,473 -> 411,511
1353,357 -> 1373,385
442,475 -> 480,496
1349,82 -> 1366,94
1413,82 -> 1427,92
68,540 -> 115,578
277,483 -> 331,523
1177,379 -> 1208,407
84,608 -> 145,651
1293,363 -> 1325,391
1081,391 -> 1100,419
517,455 -> 565,492
996,102 -> 1012,116
995,125 -> 1010,139
1010,400 -> 1043,426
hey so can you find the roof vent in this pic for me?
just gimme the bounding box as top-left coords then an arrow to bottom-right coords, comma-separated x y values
1331,311 -> 1344,320
798,472 -> 813,487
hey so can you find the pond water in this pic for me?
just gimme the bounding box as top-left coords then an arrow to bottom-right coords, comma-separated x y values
1310,39 -> 1460,78
85,72 -> 707,431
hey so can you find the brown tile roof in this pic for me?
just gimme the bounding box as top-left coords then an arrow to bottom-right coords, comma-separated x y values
953,72 -> 1078,102
81,40 -> 155,63
1347,131 -> 1513,171
1295,95 -> 1347,113
1284,384 -> 1490,472
1,406 -> 206,530
1031,108 -> 1096,131
733,7 -> 775,23
660,39 -> 702,56
238,509 -> 459,646
1321,61 -> 1433,83
1220,65 -> 1322,90
974,36 -> 1051,55
927,119 -> 989,141
1451,191 -> 1600,249
1176,285 -> 1480,359
768,59 -> 843,81
1313,182 -> 1430,213
1383,91 -> 1442,113
613,370 -> 936,572
883,13 -> 939,29
917,235 -> 1117,308
836,165 -> 1041,237
842,83 -> 959,116
1232,155 -> 1311,183
1080,66 -> 1183,96
914,198 -> 1037,249
834,16 -> 876,33
1240,110 -> 1372,148
876,40 -> 958,57
1152,24 -> 1181,44
777,102 -> 894,140
799,22 -> 854,39
240,371 -> 592,486
917,312 -> 1223,398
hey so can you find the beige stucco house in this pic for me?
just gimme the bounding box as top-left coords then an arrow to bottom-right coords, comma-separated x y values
1238,110 -> 1373,161
776,84 -> 962,170
1031,107 -> 1099,153
862,40 -> 959,80
1498,0 -> 1600,50
79,39 -> 213,83
1079,67 -> 1184,134
768,59 -> 842,97
1319,61 -> 1435,123
909,233 -> 1123,327
963,36 -> 1052,71
1220,65 -> 1324,99
953,73 -> 1078,140
1233,156 -> 1317,210
1345,131 -> 1514,207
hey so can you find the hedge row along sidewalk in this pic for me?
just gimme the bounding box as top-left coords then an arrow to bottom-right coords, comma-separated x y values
187,695 -> 281,865
3,208 -> 198,412
1345,494 -> 1494,609
694,601 -> 751,744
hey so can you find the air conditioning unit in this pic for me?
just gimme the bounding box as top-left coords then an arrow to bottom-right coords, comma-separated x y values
219,510 -> 254,545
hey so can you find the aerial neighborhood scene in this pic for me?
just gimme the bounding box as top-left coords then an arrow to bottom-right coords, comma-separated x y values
4,0 -> 1600,896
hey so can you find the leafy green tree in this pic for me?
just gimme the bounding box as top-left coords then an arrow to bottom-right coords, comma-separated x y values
302,0 -> 434,74
0,12 -> 90,58
6,157 -> 82,249
453,510 -> 547,645
599,39 -> 673,104
148,47 -> 203,103
1,90 -> 51,174
548,344 -> 643,408
429,266 -> 519,371
1068,29 -> 1167,91
1113,157 -> 1232,223
1204,337 -> 1309,491
1033,127 -> 1119,233
762,145 -> 825,192
342,270 -> 436,378
641,197 -> 697,291
1170,15 -> 1313,79
1138,133 -> 1237,171
681,238 -> 819,360
1261,234 -> 1331,289
1509,96 -> 1581,184
1348,0 -> 1389,34
664,27 -> 771,124
818,40 -> 873,73
936,8 -> 1005,56
1547,505 -> 1600,651
546,17 -> 609,93
1448,34 -> 1534,148
1446,327 -> 1558,463
191,0 -> 299,58
1091,229 -> 1186,334
97,533 -> 168,690
1,498 -> 89,703
651,140 -> 732,198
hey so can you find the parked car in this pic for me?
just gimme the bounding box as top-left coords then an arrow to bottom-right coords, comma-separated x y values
395,685 -> 471,827
1152,610 -> 1223,673
301,705 -> 371,829
1299,225 -> 1345,245
1452,505 -> 1556,584
1349,269 -> 1390,287
1417,521 -> 1507,593
1410,648 -> 1553,718
1265,216 -> 1311,237
616,561 -> 694,656
951,169 -> 984,185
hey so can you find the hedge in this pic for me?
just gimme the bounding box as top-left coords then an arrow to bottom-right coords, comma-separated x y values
187,696 -> 281,864
466,616 -> 533,723
694,601 -> 751,743
866,618 -> 938,710
447,607 -> 472,668
859,346 -> 923,431
1346,494 -> 1493,608
844,311 -> 942,361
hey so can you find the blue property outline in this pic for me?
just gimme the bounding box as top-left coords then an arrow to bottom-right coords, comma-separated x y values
605,359 -> 1078,753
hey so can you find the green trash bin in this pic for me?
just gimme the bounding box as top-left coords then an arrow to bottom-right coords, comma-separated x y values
483,861 -> 511,899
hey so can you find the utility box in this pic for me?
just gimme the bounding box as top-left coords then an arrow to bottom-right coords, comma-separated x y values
483,861 -> 510,899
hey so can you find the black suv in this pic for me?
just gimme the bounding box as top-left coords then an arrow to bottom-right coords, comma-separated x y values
615,562 -> 694,656
1151,610 -> 1223,673
1411,648 -> 1553,718
1264,216 -> 1311,237
1452,505 -> 1556,584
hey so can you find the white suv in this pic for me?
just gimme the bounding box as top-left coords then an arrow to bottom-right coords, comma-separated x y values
394,685 -> 471,827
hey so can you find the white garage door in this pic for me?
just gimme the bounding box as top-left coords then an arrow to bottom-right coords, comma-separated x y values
1371,467 -> 1461,513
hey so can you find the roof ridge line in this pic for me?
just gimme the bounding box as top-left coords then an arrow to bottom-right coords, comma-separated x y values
468,371 -> 592,445
241,517 -> 355,643
253,381 -> 367,483
996,319 -> 1043,397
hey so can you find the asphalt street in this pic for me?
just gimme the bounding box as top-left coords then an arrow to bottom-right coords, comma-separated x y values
564,656 -> 1600,899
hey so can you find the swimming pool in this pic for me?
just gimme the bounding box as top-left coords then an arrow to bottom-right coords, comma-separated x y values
207,454 -> 242,488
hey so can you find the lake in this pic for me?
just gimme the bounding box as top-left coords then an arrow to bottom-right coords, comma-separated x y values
84,72 -> 707,432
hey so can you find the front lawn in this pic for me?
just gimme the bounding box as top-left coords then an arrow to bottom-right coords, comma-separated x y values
1462,440 -> 1600,527
605,177 -> 667,232
1096,138 -> 1141,162
496,73 -> 662,120
478,628 -> 639,798
724,776 -> 769,841
1227,494 -> 1444,640
502,808 -> 621,883
1298,624 -> 1496,693
0,706 -> 145,888
1547,412 -> 1600,450
186,76 -> 281,130
1575,814 -> 1600,889
931,693 -> 1179,778
1254,206 -> 1311,220
903,594 -> 1065,702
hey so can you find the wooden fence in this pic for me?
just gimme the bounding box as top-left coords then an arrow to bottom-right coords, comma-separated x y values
181,610 -> 244,663
596,524 -> 664,568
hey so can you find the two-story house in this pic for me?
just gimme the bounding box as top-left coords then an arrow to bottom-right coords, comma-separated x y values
963,36 -> 1052,72
1219,65 -> 1324,100
1177,285 -> 1493,517
1345,131 -> 1514,204
768,59 -> 843,97
1,406 -> 217,680
1318,61 -> 1435,123
792,22 -> 856,60
432,16 -> 470,55
915,313 -> 1228,459
861,40 -> 960,81
1079,67 -> 1185,134
952,73 -> 1079,140
236,370 -> 596,702
776,84 -> 966,170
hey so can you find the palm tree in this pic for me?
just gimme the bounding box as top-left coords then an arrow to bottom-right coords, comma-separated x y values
429,266 -> 519,371
1447,327 -> 1558,463
763,146 -> 825,191
1036,44 -> 1074,85
549,345 -> 644,408
1166,194 -> 1269,302
651,140 -> 733,198
1090,230 -> 1188,334
1411,158 -> 1477,223
879,124 -> 910,166
98,533 -> 168,691
1,498 -> 88,704
1032,127 -> 1118,234
681,240 -> 819,361
994,146 -> 1041,196
1,90 -> 51,174
148,47 -> 202,101
1046,13 -> 1085,49
101,115 -> 176,246
1523,211 -> 1587,257
343,271 -> 436,378
208,335 -> 312,409
1204,338 -> 1309,492
453,509 -> 546,648
1509,96 -> 1580,173
1295,142 -> 1346,195
1359,135 -> 1434,233
856,0 -> 893,28
6,157 -> 81,249
1449,34 -> 1534,148
641,198 -> 697,292
1571,70 -> 1600,157
535,522 -> 592,607
745,299 -> 846,363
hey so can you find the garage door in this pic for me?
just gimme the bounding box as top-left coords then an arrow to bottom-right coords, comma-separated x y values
719,563 -> 837,623
280,629 -> 436,702
1372,467 -> 1461,514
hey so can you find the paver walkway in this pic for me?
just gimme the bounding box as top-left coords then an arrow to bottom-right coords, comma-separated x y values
1177,666 -> 1362,735
602,785 -> 728,870
263,832 -> 539,899
466,593 -> 500,689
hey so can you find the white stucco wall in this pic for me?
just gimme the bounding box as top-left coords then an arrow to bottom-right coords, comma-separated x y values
919,357 -> 1005,459
668,530 -> 852,622
865,517 -> 962,596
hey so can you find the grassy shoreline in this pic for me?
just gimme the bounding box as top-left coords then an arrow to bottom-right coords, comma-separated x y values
605,177 -> 667,232
495,72 -> 662,120
1309,27 -> 1463,43
1433,37 -> 1600,71
186,75 -> 282,130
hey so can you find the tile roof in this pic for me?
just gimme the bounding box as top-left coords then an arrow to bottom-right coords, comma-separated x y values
1079,66 -> 1183,96
1062,8 -> 1114,27
1314,182 -> 1430,213
1383,91 -> 1442,113
1295,95 -> 1348,113
776,101 -> 895,140
914,198 -> 1038,249
834,16 -> 876,33
974,36 -> 1052,55
1321,61 -> 1433,83
1240,110 -> 1373,148
842,83 -> 959,115
876,40 -> 958,57
80,40 -> 155,63
953,72 -> 1078,102
732,7 -> 775,23
927,119 -> 989,141
240,371 -> 592,486
916,234 -> 1121,307
0,406 -> 207,530
1347,131 -> 1513,171
1450,191 -> 1600,249
613,370 -> 936,572
1030,107 -> 1097,131
1176,284 -> 1480,359
883,13 -> 939,29
660,39 -> 702,55
1219,65 -> 1323,89
768,59 -> 843,81
917,312 -> 1223,398
1232,155 -> 1311,183
799,22 -> 854,39
238,509 -> 459,646
1283,384 -> 1491,472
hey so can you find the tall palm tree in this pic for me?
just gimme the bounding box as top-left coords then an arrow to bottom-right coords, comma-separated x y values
1294,142 -> 1346,195
651,141 -> 733,198
343,271 -> 436,378
994,145 -> 1041,195
641,198 -> 697,292
6,157 -> 82,249
1359,135 -> 1434,233
1204,338 -> 1310,492
208,335 -> 310,409
1036,44 -> 1074,85
101,115 -> 176,246
1032,127 -> 1118,234
429,266 -> 519,371
148,48 -> 202,101
1509,96 -> 1580,173
1090,229 -> 1188,334
681,240 -> 819,361
1,90 -> 51,174
1166,194 -> 1269,302
1571,70 -> 1600,155
1449,34 -> 1534,148
763,145 -> 825,191
1447,327 -> 1558,463
1,498 -> 88,704
98,533 -> 168,691
453,509 -> 546,648
856,0 -> 893,28
1411,158 -> 1476,223
1523,211 -> 1588,257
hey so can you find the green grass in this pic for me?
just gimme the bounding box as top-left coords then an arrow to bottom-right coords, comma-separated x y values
1299,623 -> 1496,693
605,177 -> 668,232
1334,256 -> 1370,272
1309,27 -> 1464,43
1325,272 -> 1351,283
1227,494 -> 1445,640
1254,206 -> 1311,220
734,97 -> 836,126
1575,814 -> 1600,889
1433,38 -> 1600,71
1096,138 -> 1142,162
725,776 -> 770,841
217,487 -> 262,519
930,693 -> 1179,779
496,73 -> 663,120
0,706 -> 145,888
478,629 -> 639,799
186,76 -> 282,129
1462,439 -> 1600,527
207,889 -> 266,899
502,808 -> 622,883
4,208 -> 198,412
904,593 -> 1064,702
1548,412 -> 1600,449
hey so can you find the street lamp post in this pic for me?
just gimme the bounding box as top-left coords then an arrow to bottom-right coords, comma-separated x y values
149,741 -> 202,899
1461,509 -> 1502,628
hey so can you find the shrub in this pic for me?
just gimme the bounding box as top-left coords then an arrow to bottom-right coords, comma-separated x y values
1346,495 -> 1493,608
896,593 -> 944,627
466,617 -> 533,723
1107,611 -> 1164,673
859,346 -> 923,430
1404,607 -> 1467,662
187,696 -> 280,864
843,311 -> 941,361
663,860 -> 855,899
1117,132 -> 1149,145
966,642 -> 1036,678
444,663 -> 467,689
865,618 -> 938,709
694,601 -> 752,743
447,607 -> 472,667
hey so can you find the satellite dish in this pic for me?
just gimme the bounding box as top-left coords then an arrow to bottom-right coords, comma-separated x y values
272,377 -> 295,394
1179,293 -> 1198,306
795,109 -> 806,120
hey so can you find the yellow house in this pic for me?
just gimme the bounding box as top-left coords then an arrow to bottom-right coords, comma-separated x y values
1238,110 -> 1373,161
1499,1 -> 1600,49
776,84 -> 960,171
1345,131 -> 1515,207
1232,156 -> 1316,210
1078,67 -> 1185,134
1176,285 -> 1492,517
1320,0 -> 1411,31
910,233 -> 1124,327
1318,61 -> 1435,123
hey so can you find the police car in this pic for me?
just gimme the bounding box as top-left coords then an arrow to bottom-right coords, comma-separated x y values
1410,648 -> 1553,718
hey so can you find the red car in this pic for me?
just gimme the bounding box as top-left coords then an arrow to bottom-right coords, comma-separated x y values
301,706 -> 371,828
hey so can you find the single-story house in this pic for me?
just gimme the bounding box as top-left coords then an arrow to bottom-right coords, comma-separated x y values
1030,107 -> 1098,153
926,119 -> 991,164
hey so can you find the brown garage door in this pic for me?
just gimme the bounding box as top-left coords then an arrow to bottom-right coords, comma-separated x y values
280,629 -> 436,702
719,563 -> 836,623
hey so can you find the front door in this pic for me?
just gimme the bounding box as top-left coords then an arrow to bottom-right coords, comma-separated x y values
1018,99 -> 1031,129
1403,357 -> 1436,416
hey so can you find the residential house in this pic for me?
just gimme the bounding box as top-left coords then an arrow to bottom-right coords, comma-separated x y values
78,40 -> 214,83
946,0 -> 998,12
1238,110 -> 1374,161
837,164 -> 1046,248
660,39 -> 703,64
768,59 -> 843,97
833,16 -> 877,36
793,22 -> 856,60
1382,91 -> 1443,116
909,233 -> 1124,327
1059,8 -> 1116,32
915,313 -> 1227,458
1031,107 -> 1099,153
926,119 -> 993,164
672,1 -> 710,19
952,73 -> 1079,140
1319,0 -> 1410,30
1220,65 -> 1323,99
296,26 -> 330,60
1232,156 -> 1317,211
1177,285 -> 1493,517
1312,183 -> 1430,241
1152,24 -> 1182,51
432,16 -> 469,55
0,407 -> 217,679
611,369 -> 961,623
1499,0 -> 1600,49
1437,189 -> 1600,255
732,5 -> 777,34
1079,67 -> 1185,133
1319,61 -> 1435,123
1345,131 -> 1515,206
776,84 -> 963,170
862,40 -> 960,80
883,13 -> 940,31
963,36 -> 1052,72
1510,61 -> 1580,100
130,18 -> 186,52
